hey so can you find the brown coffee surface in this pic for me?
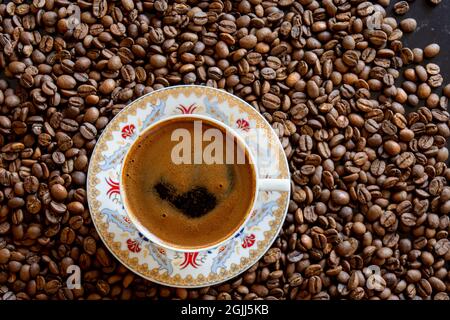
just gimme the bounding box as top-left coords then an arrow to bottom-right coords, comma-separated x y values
122,118 -> 256,249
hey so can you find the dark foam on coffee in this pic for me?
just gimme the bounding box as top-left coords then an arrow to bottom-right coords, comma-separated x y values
154,181 -> 217,218
122,118 -> 256,249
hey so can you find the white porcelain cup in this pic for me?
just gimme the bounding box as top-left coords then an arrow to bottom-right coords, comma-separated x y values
120,114 -> 290,252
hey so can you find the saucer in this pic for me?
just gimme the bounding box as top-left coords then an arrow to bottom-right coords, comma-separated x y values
87,86 -> 290,288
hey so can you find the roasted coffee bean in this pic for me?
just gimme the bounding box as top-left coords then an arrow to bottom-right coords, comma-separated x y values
150,55 -> 167,68
406,270 -> 422,283
331,190 -> 350,205
52,152 -> 65,165
83,237 -> 97,255
60,119 -> 79,132
108,56 -> 122,71
424,43 -> 440,58
262,93 -> 281,110
99,79 -> 116,95
396,152 -> 416,169
50,184 -> 68,202
59,227 -> 76,245
23,176 -> 39,194
384,140 -> 401,156
121,66 -> 136,83
239,35 -> 257,50
394,1 -> 409,15
444,84 -> 450,98
0,248 -> 11,264
80,123 -> 97,140
400,18 -> 417,33
56,75 -> 76,90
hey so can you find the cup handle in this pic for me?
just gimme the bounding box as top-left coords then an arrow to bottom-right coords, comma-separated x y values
258,179 -> 291,192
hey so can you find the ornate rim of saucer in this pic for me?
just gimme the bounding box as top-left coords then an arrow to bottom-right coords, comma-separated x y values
87,85 -> 290,288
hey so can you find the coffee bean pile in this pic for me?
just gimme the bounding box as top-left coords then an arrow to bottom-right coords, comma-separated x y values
1,0 -> 449,300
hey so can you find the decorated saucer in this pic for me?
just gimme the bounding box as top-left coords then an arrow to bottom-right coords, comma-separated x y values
87,85 -> 290,288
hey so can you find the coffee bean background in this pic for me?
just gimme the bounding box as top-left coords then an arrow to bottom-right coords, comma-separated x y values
0,0 -> 450,300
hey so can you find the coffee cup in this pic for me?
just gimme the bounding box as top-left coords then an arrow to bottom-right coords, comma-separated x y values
120,114 -> 290,252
